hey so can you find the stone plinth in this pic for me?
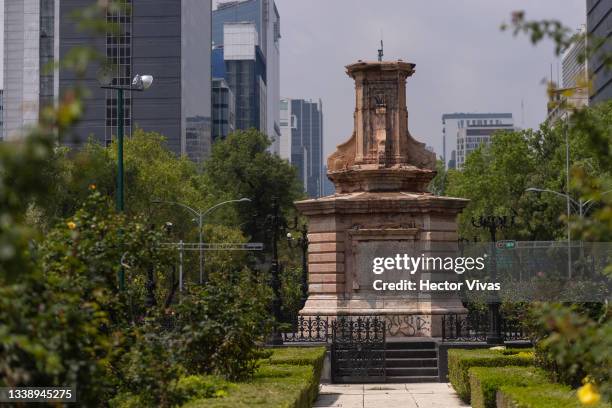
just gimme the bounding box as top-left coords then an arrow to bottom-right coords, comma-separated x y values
295,192 -> 468,336
295,59 -> 469,337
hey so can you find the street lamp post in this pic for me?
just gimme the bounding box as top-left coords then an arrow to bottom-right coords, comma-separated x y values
287,222 -> 309,308
266,198 -> 284,345
152,197 -> 251,284
100,74 -> 154,290
471,213 -> 516,345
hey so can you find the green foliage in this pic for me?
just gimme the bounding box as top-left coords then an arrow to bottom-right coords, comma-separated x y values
115,327 -> 185,407
265,347 -> 327,367
497,383 -> 609,408
174,375 -> 232,400
204,129 -> 304,244
469,366 -> 549,408
447,348 -> 534,402
428,159 -> 448,196
532,303 -> 611,400
170,275 -> 271,381
182,347 -> 326,408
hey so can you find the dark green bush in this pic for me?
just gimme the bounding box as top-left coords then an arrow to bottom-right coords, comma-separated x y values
532,303 -> 611,400
448,348 -> 534,402
497,383 -> 610,408
170,274 -> 271,381
469,366 -> 549,408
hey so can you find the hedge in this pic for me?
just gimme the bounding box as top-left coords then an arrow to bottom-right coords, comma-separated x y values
497,383 -> 610,408
469,366 -> 549,408
448,348 -> 534,402
182,347 -> 326,408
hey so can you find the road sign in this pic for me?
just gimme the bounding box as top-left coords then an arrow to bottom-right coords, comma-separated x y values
161,242 -> 264,251
496,240 -> 516,250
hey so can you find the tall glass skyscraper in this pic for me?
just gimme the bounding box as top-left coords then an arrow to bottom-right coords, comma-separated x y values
279,98 -> 324,198
59,0 -> 213,163
587,0 -> 612,104
212,0 -> 281,153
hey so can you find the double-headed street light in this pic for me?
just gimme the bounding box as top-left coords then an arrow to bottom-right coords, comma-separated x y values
525,188 -> 612,218
99,73 -> 154,291
152,198 -> 251,284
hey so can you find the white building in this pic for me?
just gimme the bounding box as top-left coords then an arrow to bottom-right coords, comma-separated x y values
442,113 -> 514,169
3,0 -> 58,140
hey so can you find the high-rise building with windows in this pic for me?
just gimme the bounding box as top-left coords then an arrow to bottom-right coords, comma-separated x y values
279,97 -> 323,198
0,89 -> 4,141
3,0 -> 58,140
442,113 -> 513,169
587,0 -> 612,104
212,77 -> 235,141
4,1 -> 213,163
60,0 -> 213,162
212,0 -> 280,153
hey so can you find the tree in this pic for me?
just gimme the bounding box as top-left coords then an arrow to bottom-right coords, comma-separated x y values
203,129 -> 304,245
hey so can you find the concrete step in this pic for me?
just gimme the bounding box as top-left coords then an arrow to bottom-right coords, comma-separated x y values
385,349 -> 437,359
386,375 -> 441,383
385,357 -> 438,368
386,341 -> 437,350
385,367 -> 439,377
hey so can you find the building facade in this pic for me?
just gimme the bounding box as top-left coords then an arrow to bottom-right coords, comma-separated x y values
211,77 -> 235,141
279,97 -> 323,198
562,26 -> 588,89
3,0 -> 58,140
5,1 -> 213,163
587,0 -> 612,104
546,28 -> 590,124
61,0 -> 213,162
442,113 -> 513,169
212,0 -> 281,153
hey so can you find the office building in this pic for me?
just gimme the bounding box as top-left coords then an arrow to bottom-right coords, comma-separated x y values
587,0 -> 612,104
216,22 -> 267,134
279,97 -> 323,198
211,77 -> 235,141
453,113 -> 514,168
0,89 -> 4,140
4,1 -> 213,163
3,0 -> 57,140
546,26 -> 589,124
61,0 -> 213,162
212,0 -> 281,153
442,113 -> 513,169
562,26 -> 588,89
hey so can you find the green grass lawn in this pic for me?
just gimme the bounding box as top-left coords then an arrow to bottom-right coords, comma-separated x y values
182,347 -> 326,408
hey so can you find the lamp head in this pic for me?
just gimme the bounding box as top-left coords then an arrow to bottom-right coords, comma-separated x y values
132,74 -> 154,90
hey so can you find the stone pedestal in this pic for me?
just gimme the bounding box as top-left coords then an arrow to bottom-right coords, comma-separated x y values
296,192 -> 468,337
295,59 -> 469,337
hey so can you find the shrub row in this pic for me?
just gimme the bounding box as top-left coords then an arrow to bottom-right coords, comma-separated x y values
182,346 -> 327,408
469,366 -> 549,408
448,348 -> 534,402
497,383 -> 610,408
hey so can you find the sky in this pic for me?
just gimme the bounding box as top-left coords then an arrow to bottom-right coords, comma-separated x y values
275,0 -> 586,159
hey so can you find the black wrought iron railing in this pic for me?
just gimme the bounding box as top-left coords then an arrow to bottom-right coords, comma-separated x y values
441,311 -> 530,342
281,315 -> 330,343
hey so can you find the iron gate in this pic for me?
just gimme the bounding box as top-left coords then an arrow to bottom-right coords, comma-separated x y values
331,316 -> 386,383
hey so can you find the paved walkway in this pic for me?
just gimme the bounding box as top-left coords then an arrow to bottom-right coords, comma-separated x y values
314,383 -> 470,408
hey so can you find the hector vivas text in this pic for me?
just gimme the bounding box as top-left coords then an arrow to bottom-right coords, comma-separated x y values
371,253 -> 501,292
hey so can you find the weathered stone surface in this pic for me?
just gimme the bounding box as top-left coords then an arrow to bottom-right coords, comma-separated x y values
296,59 -> 469,334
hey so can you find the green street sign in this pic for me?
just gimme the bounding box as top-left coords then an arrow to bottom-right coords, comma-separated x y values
496,240 -> 516,250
